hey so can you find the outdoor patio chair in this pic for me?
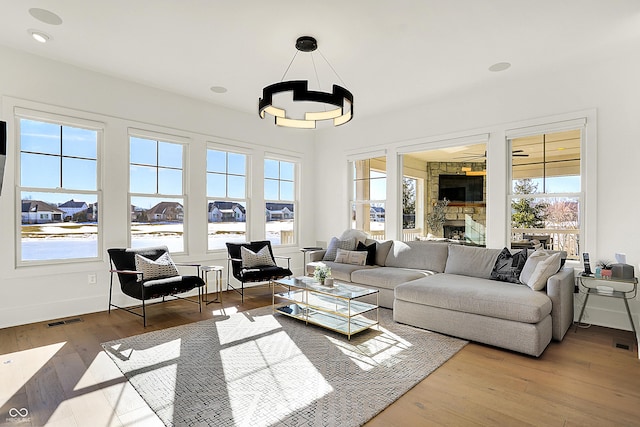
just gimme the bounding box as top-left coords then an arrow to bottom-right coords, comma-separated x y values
108,246 -> 205,326
226,240 -> 292,302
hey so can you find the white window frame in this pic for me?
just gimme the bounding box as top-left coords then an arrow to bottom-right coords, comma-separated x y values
264,155 -> 299,247
15,108 -> 104,266
348,150 -> 388,240
505,116 -> 593,261
128,129 -> 188,254
206,144 -> 250,251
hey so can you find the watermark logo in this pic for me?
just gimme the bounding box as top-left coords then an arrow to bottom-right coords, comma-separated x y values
6,407 -> 29,423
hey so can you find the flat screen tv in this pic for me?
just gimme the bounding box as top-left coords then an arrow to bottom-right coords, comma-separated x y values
438,174 -> 484,202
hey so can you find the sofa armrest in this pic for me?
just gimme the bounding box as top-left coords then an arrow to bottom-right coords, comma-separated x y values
308,250 -> 326,262
545,266 -> 575,341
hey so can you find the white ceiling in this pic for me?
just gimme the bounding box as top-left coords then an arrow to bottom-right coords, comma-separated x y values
1,1 -> 640,120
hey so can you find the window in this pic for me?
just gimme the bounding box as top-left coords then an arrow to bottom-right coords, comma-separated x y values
207,148 -> 247,250
509,128 -> 582,259
18,117 -> 100,262
351,157 -> 386,240
399,139 -> 488,244
402,176 -> 424,241
265,158 -> 296,245
129,135 -> 184,252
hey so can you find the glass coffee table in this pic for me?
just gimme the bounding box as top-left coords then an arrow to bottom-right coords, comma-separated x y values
273,277 -> 379,339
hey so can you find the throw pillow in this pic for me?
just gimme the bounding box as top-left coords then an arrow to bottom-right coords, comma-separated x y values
525,252 -> 562,291
241,245 -> 276,268
366,239 -> 393,266
519,249 -> 551,285
490,248 -> 528,284
135,252 -> 179,280
334,249 -> 367,266
323,237 -> 356,262
356,241 -> 376,265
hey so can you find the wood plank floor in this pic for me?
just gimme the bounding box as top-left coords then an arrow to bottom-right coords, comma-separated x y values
1,288 -> 639,426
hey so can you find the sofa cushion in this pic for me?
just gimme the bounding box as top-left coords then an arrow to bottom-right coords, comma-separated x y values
356,241 -> 377,265
366,239 -> 393,266
350,267 -> 435,291
444,245 -> 501,279
395,273 -> 552,323
323,237 -> 356,262
491,248 -> 528,284
340,229 -> 369,244
384,241 -> 449,272
335,249 -> 367,266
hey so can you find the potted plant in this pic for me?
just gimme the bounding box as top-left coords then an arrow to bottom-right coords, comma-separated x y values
426,198 -> 449,237
313,263 -> 332,285
597,260 -> 613,279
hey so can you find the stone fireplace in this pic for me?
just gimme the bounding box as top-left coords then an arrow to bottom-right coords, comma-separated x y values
426,161 -> 487,245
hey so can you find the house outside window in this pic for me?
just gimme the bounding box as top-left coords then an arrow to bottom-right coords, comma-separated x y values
351,156 -> 386,240
207,148 -> 248,250
509,128 -> 582,260
264,158 -> 296,245
129,135 -> 185,252
18,117 -> 100,263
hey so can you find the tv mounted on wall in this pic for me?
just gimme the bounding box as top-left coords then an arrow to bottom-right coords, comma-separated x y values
438,174 -> 484,202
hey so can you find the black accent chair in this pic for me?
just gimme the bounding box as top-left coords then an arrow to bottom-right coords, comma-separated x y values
226,241 -> 292,302
108,246 -> 205,327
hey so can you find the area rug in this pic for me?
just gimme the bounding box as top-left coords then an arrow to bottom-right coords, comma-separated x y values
102,307 -> 467,427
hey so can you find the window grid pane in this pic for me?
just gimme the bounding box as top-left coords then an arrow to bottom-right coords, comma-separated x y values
510,129 -> 581,260
351,157 -> 386,240
130,137 -> 185,253
265,159 -> 296,246
207,149 -> 248,251
19,118 -> 100,263
130,137 -> 184,196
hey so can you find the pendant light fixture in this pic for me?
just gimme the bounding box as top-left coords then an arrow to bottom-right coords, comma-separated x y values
259,36 -> 353,129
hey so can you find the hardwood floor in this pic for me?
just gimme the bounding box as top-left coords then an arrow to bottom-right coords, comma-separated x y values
1,289 -> 638,426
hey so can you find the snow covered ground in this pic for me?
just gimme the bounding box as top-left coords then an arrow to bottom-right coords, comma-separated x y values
20,221 -> 295,260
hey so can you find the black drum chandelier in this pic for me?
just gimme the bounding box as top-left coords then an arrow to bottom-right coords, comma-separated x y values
259,36 -> 353,129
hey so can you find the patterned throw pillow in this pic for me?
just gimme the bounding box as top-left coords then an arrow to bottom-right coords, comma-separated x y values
490,248 -> 528,284
241,245 -> 276,268
135,252 -> 179,281
323,237 -> 356,261
334,249 -> 367,266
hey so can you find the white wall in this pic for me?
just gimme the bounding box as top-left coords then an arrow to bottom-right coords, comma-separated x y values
314,44 -> 640,332
0,45 -> 316,328
2,40 -> 639,334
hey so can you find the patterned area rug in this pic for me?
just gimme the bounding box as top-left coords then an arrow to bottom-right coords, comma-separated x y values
102,307 -> 466,427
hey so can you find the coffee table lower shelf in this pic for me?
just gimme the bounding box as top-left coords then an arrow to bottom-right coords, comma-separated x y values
276,303 -> 377,339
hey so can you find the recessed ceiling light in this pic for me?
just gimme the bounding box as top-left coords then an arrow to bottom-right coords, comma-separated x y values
28,29 -> 51,43
489,62 -> 511,72
210,86 -> 228,94
29,8 -> 63,25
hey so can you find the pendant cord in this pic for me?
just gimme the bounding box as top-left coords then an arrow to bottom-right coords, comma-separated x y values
310,53 -> 328,112
317,49 -> 348,87
280,50 -> 299,82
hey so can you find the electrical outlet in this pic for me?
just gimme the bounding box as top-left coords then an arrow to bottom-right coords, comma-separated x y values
88,274 -> 97,285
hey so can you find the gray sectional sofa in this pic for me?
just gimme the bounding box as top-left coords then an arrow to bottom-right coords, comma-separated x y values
306,239 -> 574,357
